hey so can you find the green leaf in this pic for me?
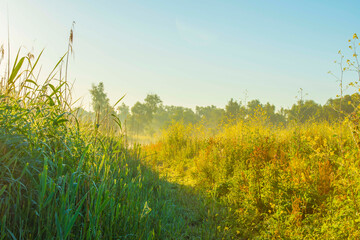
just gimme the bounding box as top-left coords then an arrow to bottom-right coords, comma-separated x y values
8,57 -> 25,85
113,94 -> 126,108
0,185 -> 7,198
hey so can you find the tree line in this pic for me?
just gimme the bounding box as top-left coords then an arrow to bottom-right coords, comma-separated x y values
78,82 -> 360,135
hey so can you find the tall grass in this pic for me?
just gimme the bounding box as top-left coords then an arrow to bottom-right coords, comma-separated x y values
0,46 -> 225,239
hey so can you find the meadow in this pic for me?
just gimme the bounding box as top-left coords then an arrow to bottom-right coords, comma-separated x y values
143,117 -> 360,239
1,35 -> 360,240
141,35 -> 360,238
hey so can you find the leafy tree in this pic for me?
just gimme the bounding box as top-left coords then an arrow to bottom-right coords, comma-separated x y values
287,100 -> 323,123
150,105 -> 199,131
225,98 -> 246,121
247,99 -> 263,118
90,83 -> 360,136
117,103 -> 130,121
166,106 -> 198,124
144,94 -> 162,121
129,102 -> 148,133
263,102 -> 286,124
128,94 -> 163,134
324,93 -> 360,121
89,82 -> 117,131
196,105 -> 225,129
89,82 -> 111,115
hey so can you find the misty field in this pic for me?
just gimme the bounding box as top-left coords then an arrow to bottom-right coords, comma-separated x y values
1,30 -> 360,240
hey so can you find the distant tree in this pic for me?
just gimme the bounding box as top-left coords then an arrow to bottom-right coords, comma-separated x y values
196,105 -> 225,128
225,98 -> 246,121
89,82 -> 116,131
167,106 -> 198,124
89,82 -> 111,115
122,91 -> 360,136
117,103 -> 130,121
287,100 -> 322,123
323,93 -> 360,122
262,102 -> 276,123
144,94 -> 162,121
180,108 -> 198,124
247,99 -> 263,118
277,107 -> 287,125
127,94 -> 163,134
152,107 -> 170,129
129,102 -> 147,133
150,105 -> 199,131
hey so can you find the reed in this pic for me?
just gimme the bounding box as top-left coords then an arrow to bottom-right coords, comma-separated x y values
0,43 -> 222,239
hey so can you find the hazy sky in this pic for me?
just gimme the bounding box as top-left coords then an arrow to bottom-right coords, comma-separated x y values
0,0 -> 359,110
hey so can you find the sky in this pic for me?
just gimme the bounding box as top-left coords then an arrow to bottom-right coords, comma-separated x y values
0,0 -> 359,111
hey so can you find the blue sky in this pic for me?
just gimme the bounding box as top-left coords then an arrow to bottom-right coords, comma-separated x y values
0,0 -> 359,110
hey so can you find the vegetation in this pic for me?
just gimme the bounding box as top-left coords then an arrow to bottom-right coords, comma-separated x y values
82,84 -> 360,144
84,87 -> 360,138
140,34 -> 360,238
0,45 -> 229,239
143,119 -> 360,238
2,23 -> 360,239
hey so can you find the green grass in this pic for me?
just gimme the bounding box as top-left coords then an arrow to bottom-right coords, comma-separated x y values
0,48 -> 231,239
